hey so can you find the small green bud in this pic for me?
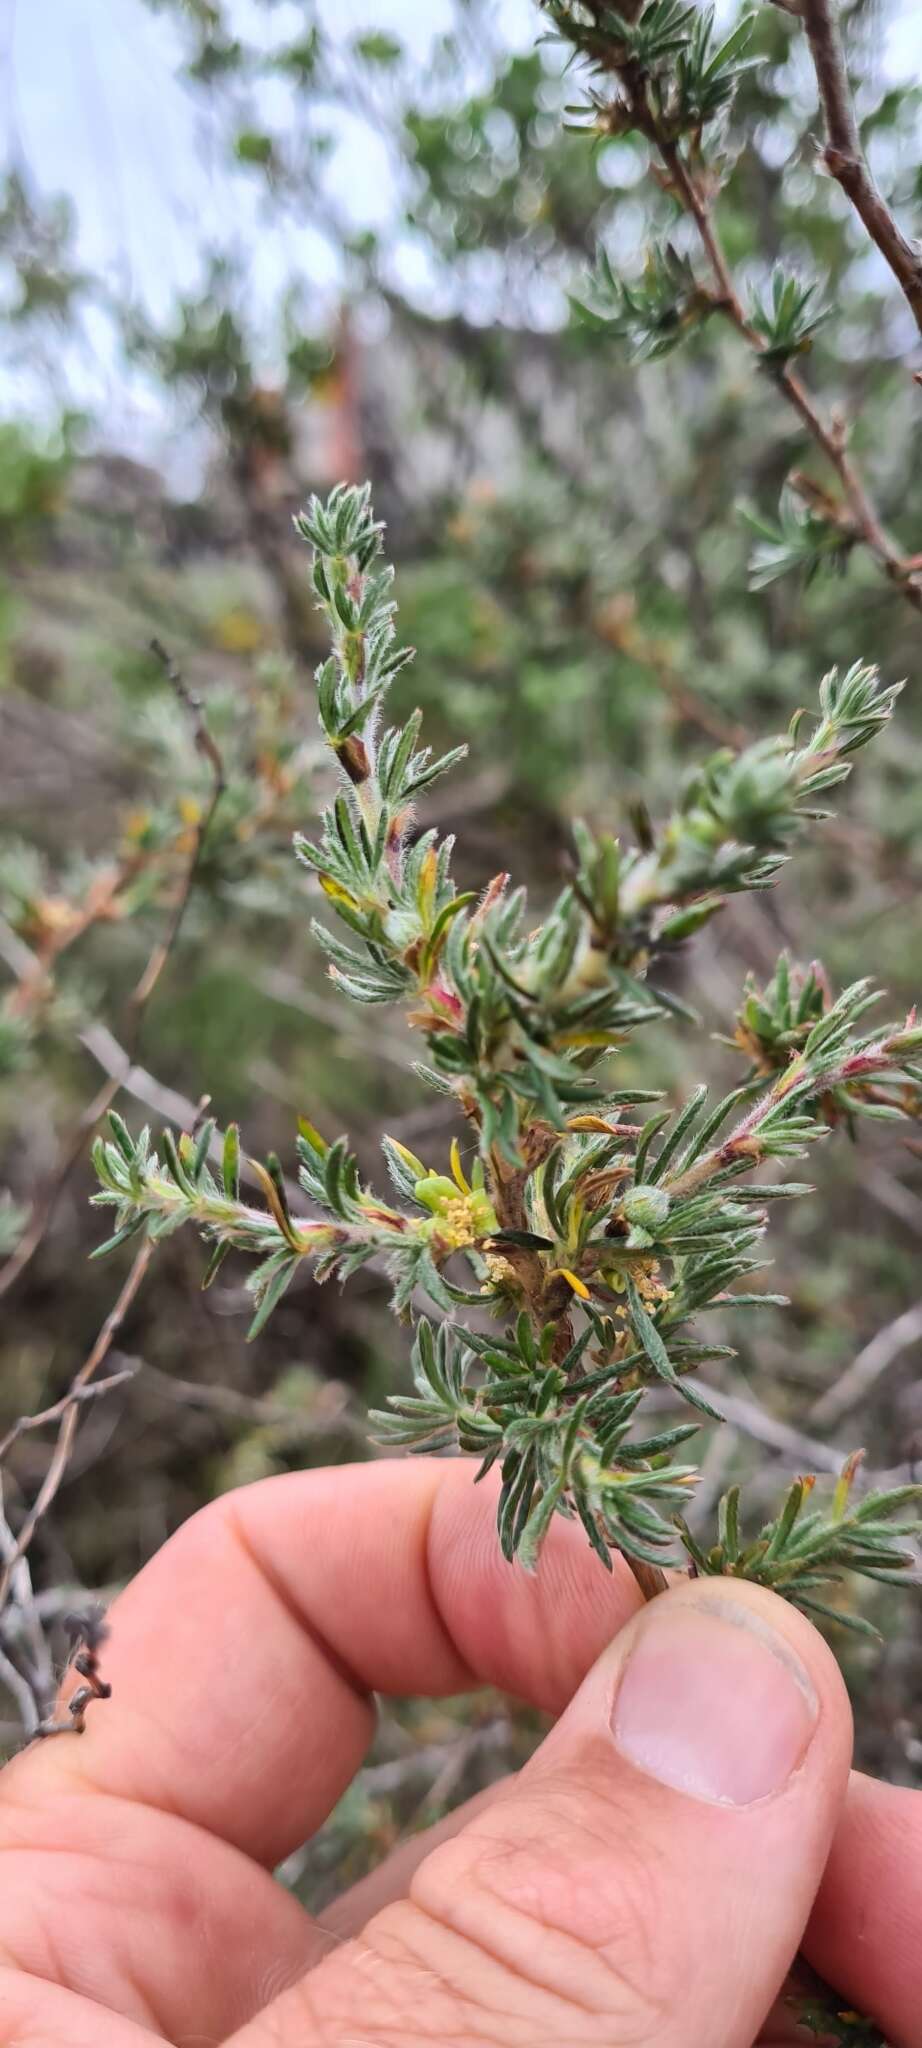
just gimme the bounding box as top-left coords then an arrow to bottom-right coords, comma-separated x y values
414,1174 -> 459,1214
622,1184 -> 671,1231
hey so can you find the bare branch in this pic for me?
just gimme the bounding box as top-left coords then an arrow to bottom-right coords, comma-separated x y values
149,638 -> 227,797
865,1166 -> 922,1233
0,1490 -> 57,1733
0,1064 -> 154,1299
647,1379 -> 846,1472
257,965 -> 417,1071
0,962 -> 305,1217
357,1717 -> 512,1805
0,1366 -> 138,1469
0,1643 -> 42,1739
809,1299 -> 922,1429
0,1237 -> 154,1619
801,0 -> 922,339
33,1609 -> 112,1740
0,647 -> 226,1299
135,1354 -> 373,1449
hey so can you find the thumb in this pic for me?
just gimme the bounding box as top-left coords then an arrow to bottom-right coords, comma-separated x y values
229,1576 -> 853,2048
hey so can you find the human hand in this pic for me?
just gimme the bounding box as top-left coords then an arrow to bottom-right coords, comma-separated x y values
0,1459 -> 919,2046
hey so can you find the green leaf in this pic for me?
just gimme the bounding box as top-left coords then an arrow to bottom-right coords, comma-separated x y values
626,1278 -> 724,1419
518,1480 -> 565,1573
234,130 -> 274,168
352,30 -> 402,65
161,1127 -> 195,1198
201,1240 -> 230,1289
107,1111 -> 137,1166
247,1254 -> 299,1339
191,1118 -> 216,1184
222,1123 -> 240,1200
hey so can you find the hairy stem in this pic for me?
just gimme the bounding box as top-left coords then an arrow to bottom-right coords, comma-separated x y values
626,1557 -> 669,1599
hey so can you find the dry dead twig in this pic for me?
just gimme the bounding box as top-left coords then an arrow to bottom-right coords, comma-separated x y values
0,642 -> 226,1299
0,1236 -> 155,1623
809,1299 -> 922,1430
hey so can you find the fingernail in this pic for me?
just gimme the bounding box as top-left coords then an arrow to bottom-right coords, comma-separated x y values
611,1594 -> 818,1806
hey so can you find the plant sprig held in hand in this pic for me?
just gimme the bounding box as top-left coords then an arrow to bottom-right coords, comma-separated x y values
92,484 -> 922,1610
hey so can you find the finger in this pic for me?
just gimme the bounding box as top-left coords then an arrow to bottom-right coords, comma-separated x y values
0,1966 -> 159,2048
5,1458 -> 640,1869
322,1763 -> 922,2032
804,1770 -> 922,2047
229,1577 -> 853,2048
323,1782 -> 860,2028
0,1458 -> 638,2042
0,1769 -> 328,2040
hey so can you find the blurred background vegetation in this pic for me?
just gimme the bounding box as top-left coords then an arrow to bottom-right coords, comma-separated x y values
1,0 -> 920,1875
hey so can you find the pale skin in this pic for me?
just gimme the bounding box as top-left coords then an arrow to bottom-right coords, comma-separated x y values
0,1460 -> 920,2047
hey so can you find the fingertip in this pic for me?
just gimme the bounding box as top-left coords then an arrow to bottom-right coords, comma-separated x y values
529,1571 -> 852,1817
657,1575 -> 854,1738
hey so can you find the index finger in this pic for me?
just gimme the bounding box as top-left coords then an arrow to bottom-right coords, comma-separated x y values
805,1770 -> 922,2046
5,1457 -> 640,1869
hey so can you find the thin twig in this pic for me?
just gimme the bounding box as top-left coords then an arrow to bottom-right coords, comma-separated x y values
355,1719 -> 513,1804
592,596 -> 918,874
143,640 -> 227,990
644,1379 -> 847,1472
0,644 -> 226,1299
3,854 -> 150,1022
686,1423 -> 741,1529
0,1492 -> 56,1732
148,638 -> 227,792
808,1299 -> 922,1429
865,1166 -> 922,1233
0,1066 -> 150,1298
34,1609 -> 112,1740
591,600 -> 748,748
0,1237 -> 154,1618
257,965 -> 416,1071
619,1366 -> 867,1603
135,1354 -> 373,1447
800,0 -> 922,339
0,1644 -> 42,1738
650,128 -> 922,612
0,1365 -> 139,1469
0,964 -> 305,1214
1,993 -> 425,1309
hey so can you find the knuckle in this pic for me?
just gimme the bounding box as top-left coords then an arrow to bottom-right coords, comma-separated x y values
271,1762 -> 687,2048
403,1757 -> 681,2044
279,1917 -> 480,2047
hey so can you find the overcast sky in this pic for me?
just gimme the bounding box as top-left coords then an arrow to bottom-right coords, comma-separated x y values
0,1 -> 534,441
1,0 -> 918,457
3,2 -> 533,303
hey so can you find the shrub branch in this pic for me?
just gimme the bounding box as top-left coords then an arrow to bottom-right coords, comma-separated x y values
800,0 -> 922,339
543,0 -> 922,610
88,486 -> 921,1617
